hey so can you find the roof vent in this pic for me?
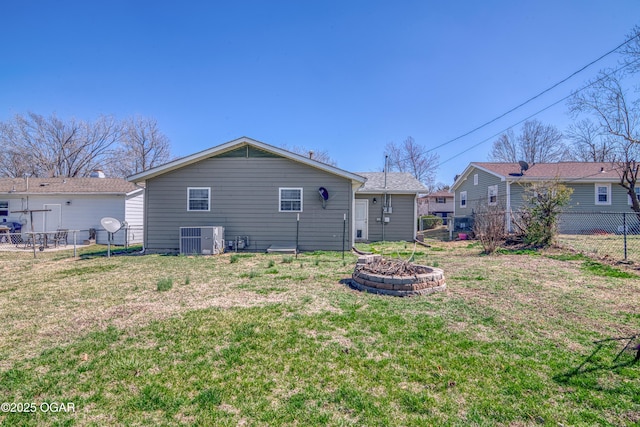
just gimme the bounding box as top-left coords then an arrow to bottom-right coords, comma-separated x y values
600,167 -> 605,173
90,170 -> 106,178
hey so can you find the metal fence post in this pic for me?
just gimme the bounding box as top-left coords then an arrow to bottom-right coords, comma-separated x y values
623,212 -> 628,261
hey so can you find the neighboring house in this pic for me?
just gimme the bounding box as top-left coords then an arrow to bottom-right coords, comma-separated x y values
0,177 -> 144,245
354,172 -> 427,242
128,137 -> 426,253
452,162 -> 633,232
417,191 -> 454,224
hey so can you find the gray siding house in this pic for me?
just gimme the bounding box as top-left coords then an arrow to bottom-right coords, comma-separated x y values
355,172 -> 427,242
0,177 -> 144,245
452,162 -> 634,232
128,137 -> 426,253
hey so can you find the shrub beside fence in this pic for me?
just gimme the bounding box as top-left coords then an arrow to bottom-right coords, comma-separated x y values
450,210 -> 640,263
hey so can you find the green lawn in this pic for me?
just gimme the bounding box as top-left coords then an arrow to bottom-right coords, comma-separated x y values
0,242 -> 638,426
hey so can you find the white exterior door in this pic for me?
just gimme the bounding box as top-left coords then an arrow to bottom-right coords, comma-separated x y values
43,204 -> 61,232
355,199 -> 368,241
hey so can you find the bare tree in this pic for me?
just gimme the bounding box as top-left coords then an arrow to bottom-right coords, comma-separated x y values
568,66 -> 640,213
385,136 -> 439,188
280,144 -> 337,166
473,202 -> 506,254
108,116 -> 173,177
620,25 -> 640,74
0,112 -> 120,177
566,119 -> 615,162
488,129 -> 517,162
489,120 -> 567,164
0,121 -> 34,177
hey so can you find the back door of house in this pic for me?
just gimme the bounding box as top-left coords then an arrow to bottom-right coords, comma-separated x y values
355,199 -> 368,240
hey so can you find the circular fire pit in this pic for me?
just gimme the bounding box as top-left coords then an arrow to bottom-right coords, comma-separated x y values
351,255 -> 446,297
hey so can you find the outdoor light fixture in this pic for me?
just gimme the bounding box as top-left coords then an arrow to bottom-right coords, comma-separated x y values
373,197 -> 377,204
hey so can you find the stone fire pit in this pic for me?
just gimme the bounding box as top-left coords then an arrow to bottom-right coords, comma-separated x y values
351,254 -> 446,297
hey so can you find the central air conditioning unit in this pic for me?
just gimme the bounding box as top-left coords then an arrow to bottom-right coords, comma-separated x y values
179,226 -> 225,255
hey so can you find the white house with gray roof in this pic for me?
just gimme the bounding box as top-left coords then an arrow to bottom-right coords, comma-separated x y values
0,177 -> 144,245
128,137 -> 427,253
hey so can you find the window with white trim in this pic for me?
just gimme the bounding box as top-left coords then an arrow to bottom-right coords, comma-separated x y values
187,187 -> 210,211
474,174 -> 478,185
595,183 -> 611,205
0,201 -> 8,216
488,185 -> 498,206
460,191 -> 467,208
279,188 -> 303,212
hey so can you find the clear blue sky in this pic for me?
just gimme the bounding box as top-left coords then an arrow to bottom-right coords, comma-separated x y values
2,1 -> 639,185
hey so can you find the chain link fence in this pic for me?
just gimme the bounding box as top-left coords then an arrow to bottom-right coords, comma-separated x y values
449,210 -> 640,263
0,226 -> 144,263
557,212 -> 640,263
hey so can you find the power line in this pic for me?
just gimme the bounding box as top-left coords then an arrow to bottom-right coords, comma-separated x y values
436,57 -> 640,168
427,31 -> 640,153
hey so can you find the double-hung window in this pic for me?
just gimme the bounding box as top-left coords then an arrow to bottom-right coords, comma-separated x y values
0,201 -> 8,216
187,187 -> 210,211
595,183 -> 611,206
459,191 -> 467,208
279,188 -> 303,212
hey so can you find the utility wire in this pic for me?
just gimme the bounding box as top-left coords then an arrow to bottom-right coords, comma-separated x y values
436,57 -> 640,168
426,31 -> 640,153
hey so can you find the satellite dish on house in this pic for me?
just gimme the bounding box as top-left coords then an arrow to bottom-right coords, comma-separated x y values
518,160 -> 529,174
318,187 -> 329,201
318,187 -> 329,209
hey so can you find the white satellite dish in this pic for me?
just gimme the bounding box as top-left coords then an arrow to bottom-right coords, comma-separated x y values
101,217 -> 122,233
100,217 -> 123,257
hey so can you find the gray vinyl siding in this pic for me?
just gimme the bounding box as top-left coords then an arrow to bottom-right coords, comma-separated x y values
144,156 -> 353,252
564,182 -> 631,212
509,181 -> 631,213
455,169 -> 506,216
355,194 -> 416,241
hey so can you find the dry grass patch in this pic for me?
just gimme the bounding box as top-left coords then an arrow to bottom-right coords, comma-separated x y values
0,242 -> 638,426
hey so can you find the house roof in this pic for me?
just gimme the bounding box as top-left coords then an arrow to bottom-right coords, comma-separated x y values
355,172 -> 428,194
453,162 -> 621,190
128,136 -> 367,185
420,191 -> 453,199
0,177 -> 142,195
